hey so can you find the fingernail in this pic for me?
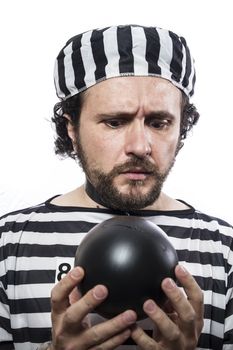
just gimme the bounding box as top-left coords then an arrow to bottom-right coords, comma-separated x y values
123,329 -> 131,339
93,285 -> 108,300
177,264 -> 188,276
163,278 -> 176,290
122,310 -> 137,323
144,300 -> 157,313
70,267 -> 82,279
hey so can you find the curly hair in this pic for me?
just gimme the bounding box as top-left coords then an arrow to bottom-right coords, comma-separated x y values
52,91 -> 199,159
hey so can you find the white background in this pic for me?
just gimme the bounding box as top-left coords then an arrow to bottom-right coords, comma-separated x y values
0,0 -> 232,223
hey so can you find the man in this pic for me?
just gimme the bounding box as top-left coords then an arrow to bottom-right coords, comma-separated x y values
0,25 -> 232,350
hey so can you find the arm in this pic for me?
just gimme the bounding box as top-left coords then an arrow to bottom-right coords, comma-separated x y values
223,248 -> 233,349
49,266 -> 137,350
0,225 -> 14,349
131,264 -> 204,350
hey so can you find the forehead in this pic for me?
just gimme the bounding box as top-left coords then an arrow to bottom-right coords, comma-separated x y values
82,76 -> 182,113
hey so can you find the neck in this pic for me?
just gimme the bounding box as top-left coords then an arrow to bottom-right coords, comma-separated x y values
84,179 -> 189,212
50,184 -> 190,211
85,178 -> 109,208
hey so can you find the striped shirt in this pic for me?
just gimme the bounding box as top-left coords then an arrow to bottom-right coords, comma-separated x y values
0,197 -> 233,350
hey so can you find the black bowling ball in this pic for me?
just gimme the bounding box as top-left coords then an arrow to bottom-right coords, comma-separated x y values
74,216 -> 178,320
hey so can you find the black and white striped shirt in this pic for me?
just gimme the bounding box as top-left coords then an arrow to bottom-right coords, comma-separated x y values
0,197 -> 233,350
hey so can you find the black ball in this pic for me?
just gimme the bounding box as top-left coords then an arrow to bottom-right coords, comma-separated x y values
74,216 -> 178,320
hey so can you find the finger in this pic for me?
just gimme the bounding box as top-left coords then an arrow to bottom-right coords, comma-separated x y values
51,266 -> 84,315
161,265 -> 204,337
175,264 -> 204,328
161,277 -> 196,337
131,324 -> 159,350
84,310 -> 137,348
89,329 -> 131,350
81,315 -> 91,329
62,284 -> 109,332
143,299 -> 180,343
69,285 -> 82,305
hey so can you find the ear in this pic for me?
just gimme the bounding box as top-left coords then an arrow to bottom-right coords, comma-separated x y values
64,114 -> 78,150
63,113 -> 78,154
175,139 -> 184,156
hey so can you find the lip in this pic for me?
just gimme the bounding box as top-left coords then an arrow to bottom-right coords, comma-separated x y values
121,168 -> 152,180
122,167 -> 151,174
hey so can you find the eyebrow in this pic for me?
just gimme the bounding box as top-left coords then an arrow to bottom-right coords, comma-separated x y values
95,111 -> 176,120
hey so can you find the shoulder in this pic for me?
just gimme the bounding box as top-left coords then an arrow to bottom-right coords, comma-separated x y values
192,209 -> 233,231
0,196 -> 117,237
0,197 -> 56,233
174,199 -> 233,231
189,209 -> 233,253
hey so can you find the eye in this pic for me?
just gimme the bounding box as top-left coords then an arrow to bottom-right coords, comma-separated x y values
104,119 -> 126,129
147,118 -> 171,130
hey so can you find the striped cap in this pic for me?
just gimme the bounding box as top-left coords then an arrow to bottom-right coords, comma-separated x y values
54,25 -> 196,100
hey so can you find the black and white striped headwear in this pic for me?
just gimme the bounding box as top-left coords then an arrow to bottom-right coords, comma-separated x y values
54,25 -> 195,101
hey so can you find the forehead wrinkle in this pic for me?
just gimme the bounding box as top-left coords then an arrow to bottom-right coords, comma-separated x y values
80,77 -> 182,121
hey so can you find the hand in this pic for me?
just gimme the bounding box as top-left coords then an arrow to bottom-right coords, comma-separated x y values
50,266 -> 137,350
131,265 -> 204,350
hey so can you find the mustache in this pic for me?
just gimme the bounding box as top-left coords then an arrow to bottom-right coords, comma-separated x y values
109,157 -> 159,177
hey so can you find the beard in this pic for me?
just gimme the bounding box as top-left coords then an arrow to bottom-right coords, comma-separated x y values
76,138 -> 179,211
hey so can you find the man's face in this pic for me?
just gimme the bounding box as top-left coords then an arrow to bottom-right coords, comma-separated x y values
74,76 -> 182,210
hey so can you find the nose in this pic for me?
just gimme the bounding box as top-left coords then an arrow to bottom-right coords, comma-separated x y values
125,120 -> 152,158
